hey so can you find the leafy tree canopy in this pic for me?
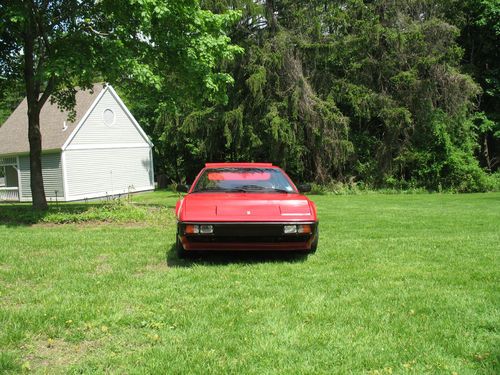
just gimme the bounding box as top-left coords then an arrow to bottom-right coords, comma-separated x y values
1,0 -> 498,194
0,0 -> 242,209
131,0 -> 498,192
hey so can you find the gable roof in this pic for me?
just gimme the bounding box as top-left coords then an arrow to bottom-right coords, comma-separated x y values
0,83 -> 105,156
62,85 -> 153,150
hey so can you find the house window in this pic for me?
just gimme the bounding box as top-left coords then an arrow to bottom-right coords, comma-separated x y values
103,109 -> 115,126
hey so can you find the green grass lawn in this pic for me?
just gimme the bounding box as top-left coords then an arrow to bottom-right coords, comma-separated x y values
0,192 -> 499,374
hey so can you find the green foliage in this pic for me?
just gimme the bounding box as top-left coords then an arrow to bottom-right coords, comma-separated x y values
0,0 -> 498,192
0,0 -> 242,209
0,78 -> 23,125
445,0 -> 500,171
116,0 -> 497,192
0,199 -> 175,225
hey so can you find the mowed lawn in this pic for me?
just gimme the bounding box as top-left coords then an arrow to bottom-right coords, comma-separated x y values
0,192 -> 499,374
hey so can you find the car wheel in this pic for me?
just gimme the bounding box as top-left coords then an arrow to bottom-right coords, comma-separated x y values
176,231 -> 186,258
309,228 -> 319,253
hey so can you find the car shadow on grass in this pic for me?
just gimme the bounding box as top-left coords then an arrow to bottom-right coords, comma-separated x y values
165,244 -> 310,267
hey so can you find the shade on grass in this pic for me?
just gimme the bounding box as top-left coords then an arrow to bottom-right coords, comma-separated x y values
0,192 -> 498,373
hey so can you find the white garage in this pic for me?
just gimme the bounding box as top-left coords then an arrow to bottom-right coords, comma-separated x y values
0,83 -> 154,202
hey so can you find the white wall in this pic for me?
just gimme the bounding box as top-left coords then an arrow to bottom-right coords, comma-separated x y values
64,147 -> 153,200
67,89 -> 149,146
19,153 -> 65,200
63,86 -> 154,201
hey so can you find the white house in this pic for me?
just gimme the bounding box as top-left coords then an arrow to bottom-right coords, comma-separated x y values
0,83 -> 154,202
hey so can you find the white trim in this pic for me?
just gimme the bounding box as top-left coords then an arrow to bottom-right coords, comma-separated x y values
62,84 -> 153,151
61,150 -> 69,200
65,143 -> 151,151
19,196 -> 68,203
16,156 -> 22,200
102,108 -> 116,127
64,185 -> 154,202
106,86 -> 154,147
61,85 -> 108,150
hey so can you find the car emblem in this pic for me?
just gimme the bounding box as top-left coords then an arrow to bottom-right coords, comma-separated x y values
246,210 -> 251,215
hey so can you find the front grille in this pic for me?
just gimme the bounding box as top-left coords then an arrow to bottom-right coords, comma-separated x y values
180,223 -> 315,243
215,224 -> 284,236
187,235 -> 310,243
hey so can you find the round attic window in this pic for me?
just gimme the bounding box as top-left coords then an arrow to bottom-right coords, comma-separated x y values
103,109 -> 115,126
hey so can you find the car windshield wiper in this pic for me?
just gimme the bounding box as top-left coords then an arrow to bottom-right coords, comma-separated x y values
229,187 -> 293,193
191,187 -> 226,193
224,188 -> 250,192
270,188 -> 292,193
240,184 -> 292,193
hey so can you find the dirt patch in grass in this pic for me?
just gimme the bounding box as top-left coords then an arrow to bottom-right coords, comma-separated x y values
134,261 -> 169,277
143,262 -> 168,272
93,254 -> 113,275
23,337 -> 102,372
0,263 -> 11,272
94,262 -> 113,275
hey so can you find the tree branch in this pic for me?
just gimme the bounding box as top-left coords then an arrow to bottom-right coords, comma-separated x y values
86,23 -> 110,37
38,75 -> 55,107
29,0 -> 53,55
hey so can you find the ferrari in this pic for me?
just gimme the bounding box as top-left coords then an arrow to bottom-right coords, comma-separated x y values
175,163 -> 319,256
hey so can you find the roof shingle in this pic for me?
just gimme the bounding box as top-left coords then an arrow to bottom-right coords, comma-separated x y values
0,83 -> 105,155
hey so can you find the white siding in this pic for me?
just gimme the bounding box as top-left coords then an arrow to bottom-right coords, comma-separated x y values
19,153 -> 64,200
64,147 -> 153,199
67,90 -> 149,146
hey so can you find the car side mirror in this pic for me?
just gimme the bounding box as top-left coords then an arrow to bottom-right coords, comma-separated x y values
176,184 -> 190,193
297,183 -> 311,193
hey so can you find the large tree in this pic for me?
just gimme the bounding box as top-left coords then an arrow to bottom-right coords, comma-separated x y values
143,0 -> 493,191
444,0 -> 500,171
0,0 -> 241,210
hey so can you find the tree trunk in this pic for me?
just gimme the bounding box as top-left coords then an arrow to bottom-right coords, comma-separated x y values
28,109 -> 48,211
266,0 -> 277,34
24,7 -> 48,211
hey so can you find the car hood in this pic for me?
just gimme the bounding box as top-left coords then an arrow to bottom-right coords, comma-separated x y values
179,193 -> 315,222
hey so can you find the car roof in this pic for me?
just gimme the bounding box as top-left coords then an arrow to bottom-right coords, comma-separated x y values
205,162 -> 275,168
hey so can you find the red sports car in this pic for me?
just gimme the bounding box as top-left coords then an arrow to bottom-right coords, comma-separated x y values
175,163 -> 319,256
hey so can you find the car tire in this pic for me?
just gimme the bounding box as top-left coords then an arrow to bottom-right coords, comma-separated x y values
176,231 -> 186,258
309,228 -> 319,253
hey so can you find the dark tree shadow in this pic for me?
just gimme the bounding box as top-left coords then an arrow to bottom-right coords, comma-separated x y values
165,243 -> 310,267
0,202 -> 107,227
0,194 -> 177,227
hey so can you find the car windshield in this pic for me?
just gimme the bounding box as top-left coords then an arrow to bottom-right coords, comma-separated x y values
192,168 -> 296,193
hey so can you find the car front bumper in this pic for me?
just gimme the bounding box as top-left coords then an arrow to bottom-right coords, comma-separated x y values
177,222 -> 318,251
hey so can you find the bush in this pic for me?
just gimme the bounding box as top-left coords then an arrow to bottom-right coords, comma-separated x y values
0,199 -> 175,225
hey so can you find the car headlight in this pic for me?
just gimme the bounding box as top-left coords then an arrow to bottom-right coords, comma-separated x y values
283,224 -> 312,234
185,224 -> 199,234
199,224 -> 214,234
297,224 -> 312,234
283,224 -> 298,234
185,224 -> 213,234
